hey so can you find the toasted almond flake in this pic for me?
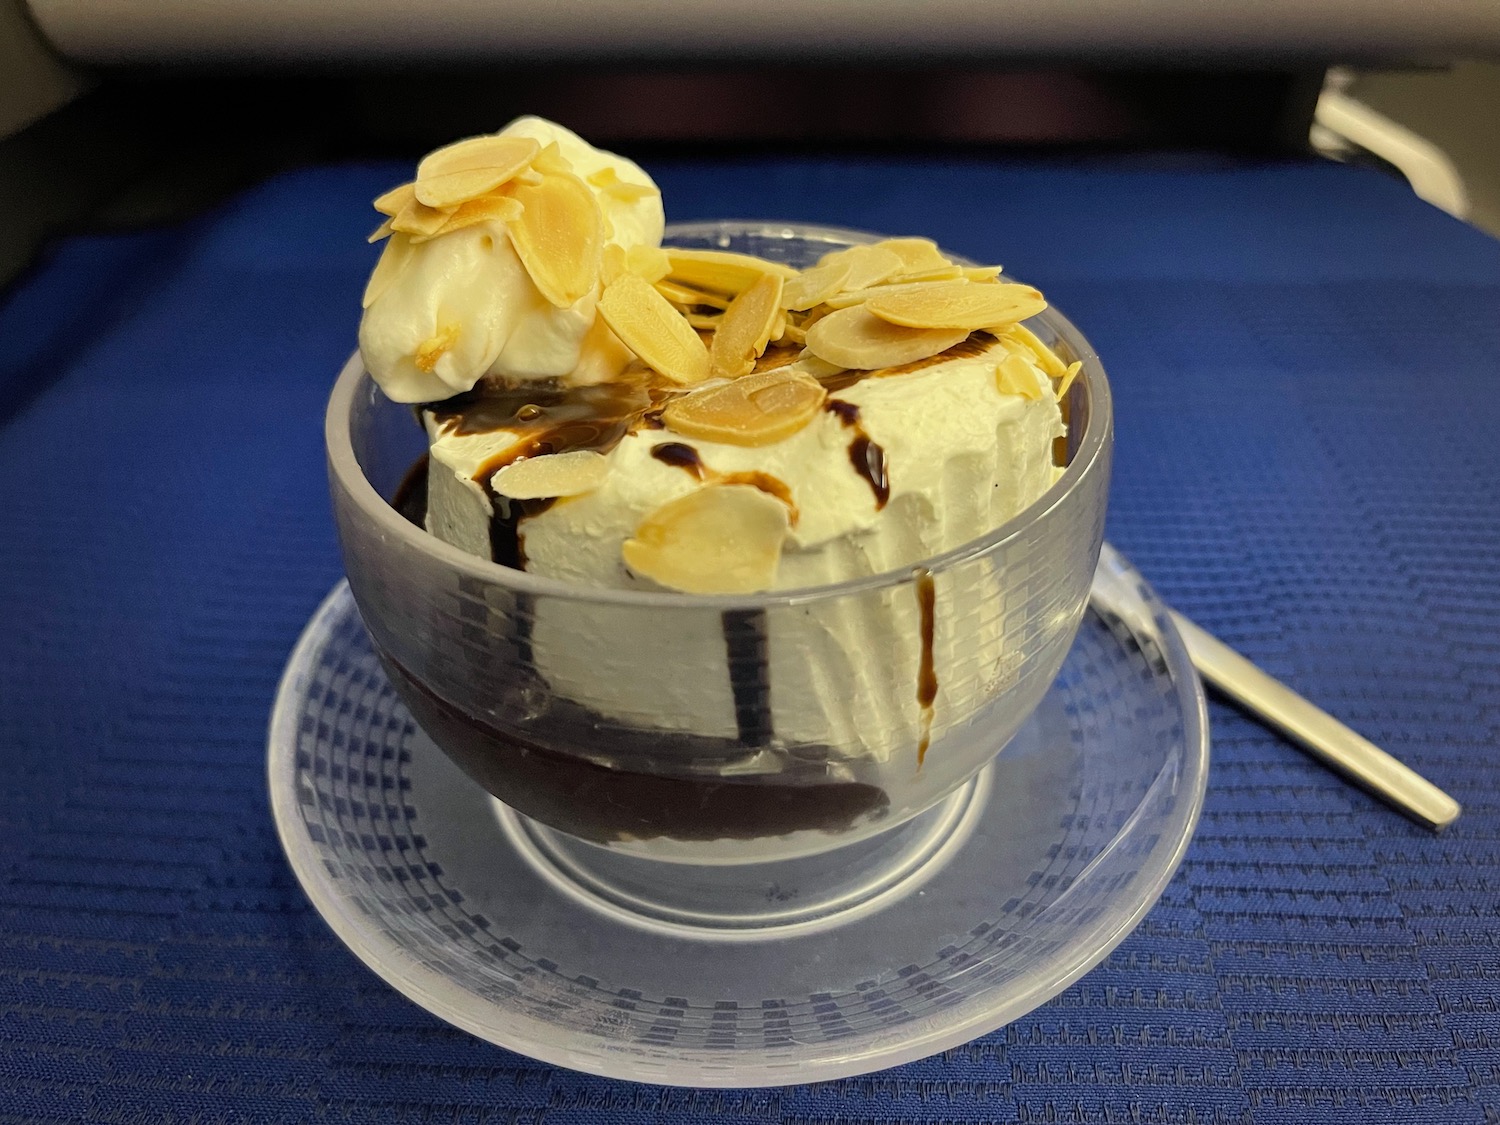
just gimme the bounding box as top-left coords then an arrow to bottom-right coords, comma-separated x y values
587,166 -> 659,202
1002,323 -> 1069,378
891,264 -> 965,283
815,244 -> 905,290
422,194 -> 524,241
373,182 -> 416,217
793,352 -> 848,380
1055,360 -> 1083,401
598,275 -> 711,385
368,217 -> 395,243
623,484 -> 790,594
362,233 -> 416,308
994,353 -> 1044,400
866,281 -> 1047,331
711,272 -> 785,379
626,244 -> 671,283
654,279 -> 730,310
663,368 -> 826,447
490,450 -> 610,500
754,345 -> 801,372
822,278 -> 968,310
601,242 -> 629,285
414,323 -> 461,373
874,237 -> 951,271
779,322 -> 806,345
684,311 -> 722,329
781,258 -> 854,311
508,172 -> 603,307
961,265 -> 1004,281
415,135 -> 540,208
665,248 -> 797,296
530,141 -> 573,176
515,168 -> 544,186
390,196 -> 453,239
804,305 -> 968,370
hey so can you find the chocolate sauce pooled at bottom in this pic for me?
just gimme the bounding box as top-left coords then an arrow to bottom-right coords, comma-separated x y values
378,647 -> 888,843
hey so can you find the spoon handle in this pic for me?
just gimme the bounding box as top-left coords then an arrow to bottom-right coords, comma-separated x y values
1169,610 -> 1462,831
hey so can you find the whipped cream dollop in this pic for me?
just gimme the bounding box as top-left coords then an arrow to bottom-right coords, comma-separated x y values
358,117 -> 663,403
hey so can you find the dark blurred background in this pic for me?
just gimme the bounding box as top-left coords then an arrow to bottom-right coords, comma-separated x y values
2,0 -> 1497,291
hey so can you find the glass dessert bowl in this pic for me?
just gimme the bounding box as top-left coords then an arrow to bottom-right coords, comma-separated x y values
327,221 -> 1111,866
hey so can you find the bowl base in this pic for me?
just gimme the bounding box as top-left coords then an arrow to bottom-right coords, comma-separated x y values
495,767 -> 989,939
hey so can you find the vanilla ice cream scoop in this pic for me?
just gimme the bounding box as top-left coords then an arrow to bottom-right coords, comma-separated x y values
355,125 -> 1084,770
358,116 -> 663,403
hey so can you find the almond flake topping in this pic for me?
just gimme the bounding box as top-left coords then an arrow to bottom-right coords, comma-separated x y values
815,244 -> 905,290
804,305 -> 969,370
598,275 -> 711,385
508,172 -> 604,308
664,248 -> 798,296
710,272 -> 785,379
490,450 -> 610,500
663,368 -> 826,447
994,353 -> 1044,400
781,258 -> 854,311
623,484 -> 790,594
865,281 -> 1047,331
414,135 -> 541,209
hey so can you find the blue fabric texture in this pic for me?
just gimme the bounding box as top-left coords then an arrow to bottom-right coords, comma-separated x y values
2,153 -> 1498,1122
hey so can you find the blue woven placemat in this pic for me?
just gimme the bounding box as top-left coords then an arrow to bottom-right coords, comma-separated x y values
2,151 -> 1498,1123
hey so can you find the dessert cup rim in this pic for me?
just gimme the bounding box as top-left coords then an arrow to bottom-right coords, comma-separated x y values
327,220 -> 1113,610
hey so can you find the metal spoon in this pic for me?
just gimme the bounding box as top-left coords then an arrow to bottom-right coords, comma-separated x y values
1167,605 -> 1461,832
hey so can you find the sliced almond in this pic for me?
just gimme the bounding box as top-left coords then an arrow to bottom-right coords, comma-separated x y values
663,368 -> 826,447
530,141 -> 573,177
368,217 -> 395,244
414,135 -> 540,209
793,352 -> 849,381
890,264 -> 965,283
866,281 -> 1047,331
598,275 -> 711,385
1003,323 -> 1068,378
362,233 -> 416,308
815,244 -> 905,290
423,194 -> 524,241
804,305 -> 969,370
961,265 -> 1004,282
823,278 -> 968,310
710,272 -> 785,379
625,244 -> 671,283
664,248 -> 797,296
623,484 -> 790,594
874,237 -> 950,272
373,182 -> 416,217
601,243 -> 629,285
1055,360 -> 1083,401
587,166 -> 659,203
508,172 -> 604,308
490,450 -> 610,500
994,353 -> 1044,401
414,323 -> 461,373
389,196 -> 452,240
655,279 -> 729,310
781,258 -> 854,311
684,310 -> 722,329
779,321 -> 806,346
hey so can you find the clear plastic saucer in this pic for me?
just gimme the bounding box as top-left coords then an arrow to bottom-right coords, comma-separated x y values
267,546 -> 1207,1086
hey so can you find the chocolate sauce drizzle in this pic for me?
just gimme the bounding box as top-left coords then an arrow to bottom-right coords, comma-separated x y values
824,399 -> 890,510
914,567 -> 938,765
649,442 -> 798,518
426,377 -> 661,569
